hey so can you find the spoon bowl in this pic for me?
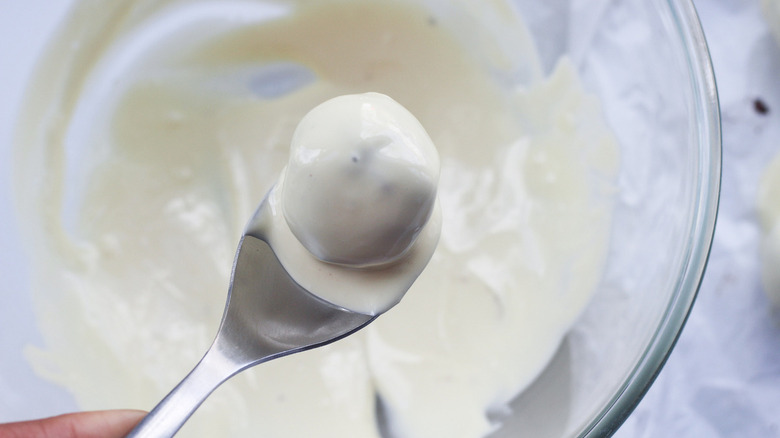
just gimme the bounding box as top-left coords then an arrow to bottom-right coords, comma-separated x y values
126,194 -> 378,438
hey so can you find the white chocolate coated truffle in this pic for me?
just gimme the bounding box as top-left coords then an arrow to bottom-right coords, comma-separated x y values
281,93 -> 439,267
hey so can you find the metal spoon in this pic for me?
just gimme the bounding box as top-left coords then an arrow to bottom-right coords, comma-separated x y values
125,193 -> 379,438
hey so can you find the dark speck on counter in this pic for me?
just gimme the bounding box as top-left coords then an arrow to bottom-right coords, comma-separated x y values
754,98 -> 769,115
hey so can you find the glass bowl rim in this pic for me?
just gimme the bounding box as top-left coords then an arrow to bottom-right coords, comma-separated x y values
579,0 -> 722,436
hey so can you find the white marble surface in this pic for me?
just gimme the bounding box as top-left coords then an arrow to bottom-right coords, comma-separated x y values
617,0 -> 780,436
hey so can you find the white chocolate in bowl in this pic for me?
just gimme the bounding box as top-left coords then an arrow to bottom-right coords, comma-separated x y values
14,1 -> 619,437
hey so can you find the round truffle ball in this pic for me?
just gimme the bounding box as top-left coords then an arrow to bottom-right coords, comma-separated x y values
281,93 -> 439,267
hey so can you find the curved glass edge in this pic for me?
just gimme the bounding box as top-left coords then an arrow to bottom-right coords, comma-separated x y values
580,0 -> 722,436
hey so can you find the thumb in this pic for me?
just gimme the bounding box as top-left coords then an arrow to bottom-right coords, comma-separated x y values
0,409 -> 146,438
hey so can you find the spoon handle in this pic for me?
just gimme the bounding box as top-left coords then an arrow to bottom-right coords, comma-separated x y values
125,346 -> 239,438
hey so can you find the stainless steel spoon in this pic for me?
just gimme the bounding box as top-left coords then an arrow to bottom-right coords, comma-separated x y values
125,193 -> 379,438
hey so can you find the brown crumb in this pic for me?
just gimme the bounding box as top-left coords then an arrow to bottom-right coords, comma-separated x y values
754,98 -> 770,115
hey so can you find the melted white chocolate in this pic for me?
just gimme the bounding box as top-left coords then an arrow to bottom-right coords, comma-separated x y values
15,1 -> 619,437
282,93 -> 439,269
260,92 -> 441,314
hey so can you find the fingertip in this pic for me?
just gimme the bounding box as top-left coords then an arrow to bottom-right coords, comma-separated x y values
0,409 -> 148,438
72,409 -> 147,438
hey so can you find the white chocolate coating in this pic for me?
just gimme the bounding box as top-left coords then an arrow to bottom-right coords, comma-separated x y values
758,154 -> 780,307
762,0 -> 780,43
281,93 -> 439,267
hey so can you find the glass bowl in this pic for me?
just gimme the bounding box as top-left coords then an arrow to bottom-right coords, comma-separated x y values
491,1 -> 721,436
0,0 -> 720,436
